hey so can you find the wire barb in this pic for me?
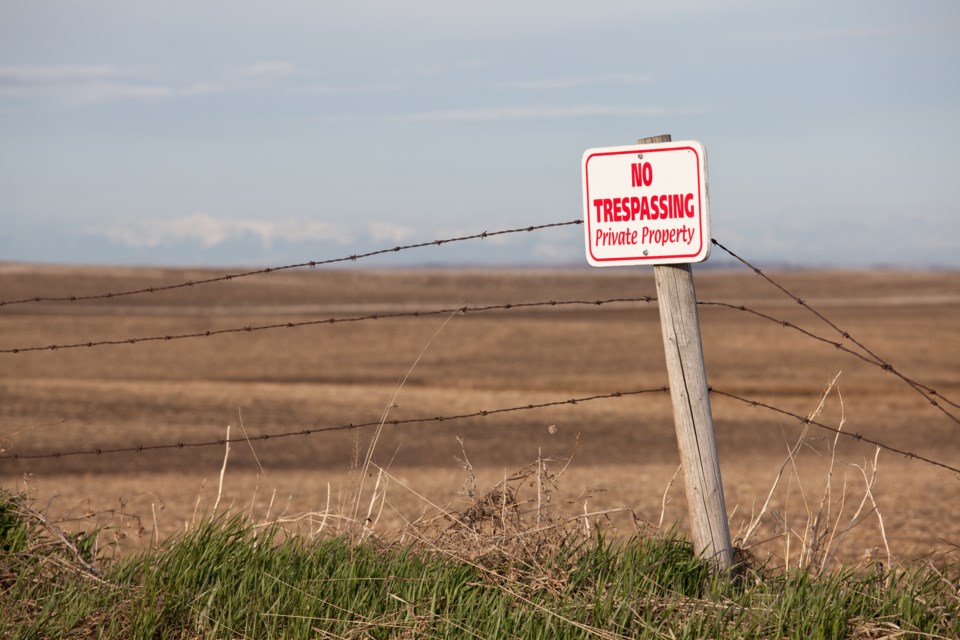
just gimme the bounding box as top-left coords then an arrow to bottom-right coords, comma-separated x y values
5,385 -> 957,476
0,296 -> 659,354
1,230 -> 956,478
710,389 -> 959,474
710,239 -> 960,422
0,387 -> 669,461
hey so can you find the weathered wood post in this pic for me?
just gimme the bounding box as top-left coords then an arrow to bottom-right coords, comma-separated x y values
641,134 -> 733,572
581,133 -> 733,572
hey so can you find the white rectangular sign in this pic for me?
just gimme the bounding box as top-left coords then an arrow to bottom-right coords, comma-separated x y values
582,140 -> 711,266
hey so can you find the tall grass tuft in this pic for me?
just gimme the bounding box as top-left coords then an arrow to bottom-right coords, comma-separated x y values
2,488 -> 958,639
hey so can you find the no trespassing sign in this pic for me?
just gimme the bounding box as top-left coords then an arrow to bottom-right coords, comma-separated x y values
582,140 -> 711,267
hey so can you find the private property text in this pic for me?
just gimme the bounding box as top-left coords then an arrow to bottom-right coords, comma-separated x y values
592,161 -> 697,247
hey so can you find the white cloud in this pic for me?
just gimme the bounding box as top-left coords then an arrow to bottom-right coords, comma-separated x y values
89,213 -> 354,249
63,82 -> 172,104
0,80 -> 171,104
181,82 -> 222,96
367,222 -> 418,244
493,73 -> 655,91
0,61 -> 299,106
386,104 -> 703,122
406,58 -> 488,78
0,64 -> 116,82
533,239 -> 581,261
298,81 -> 404,95
0,64 -> 172,104
233,61 -> 297,77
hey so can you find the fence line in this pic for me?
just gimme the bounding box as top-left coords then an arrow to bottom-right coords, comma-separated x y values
3,220 -> 954,421
3,385 -> 957,475
0,295 -> 905,364
0,387 -> 670,461
709,389 -> 960,475
4,289 -> 958,428
2,227 -> 957,474
701,301 -> 960,426
0,297 -> 657,354
0,220 -> 583,308
712,239 -> 960,416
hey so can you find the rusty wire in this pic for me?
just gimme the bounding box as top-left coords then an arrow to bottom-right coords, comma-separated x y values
0,296 -> 656,354
0,387 -> 669,461
4,287 -> 958,426
0,220 -> 583,308
4,385 -> 957,476
4,223 -> 953,423
1,230 -> 956,474
5,288 -> 958,429
711,239 -> 960,421
700,301 -> 960,426
710,388 -> 960,475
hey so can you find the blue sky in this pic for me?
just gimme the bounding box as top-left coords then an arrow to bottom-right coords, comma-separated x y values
1,1 -> 958,268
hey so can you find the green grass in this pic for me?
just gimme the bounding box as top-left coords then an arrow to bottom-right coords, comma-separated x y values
1,489 -> 957,639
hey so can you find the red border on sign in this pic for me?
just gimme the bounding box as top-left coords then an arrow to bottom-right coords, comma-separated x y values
584,145 -> 705,263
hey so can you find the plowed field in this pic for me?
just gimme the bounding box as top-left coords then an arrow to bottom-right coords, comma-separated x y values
2,264 -> 958,566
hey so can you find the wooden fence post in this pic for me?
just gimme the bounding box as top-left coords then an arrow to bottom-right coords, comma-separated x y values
639,134 -> 734,572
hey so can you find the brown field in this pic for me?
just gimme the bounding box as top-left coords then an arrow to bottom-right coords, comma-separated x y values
1,262 -> 958,568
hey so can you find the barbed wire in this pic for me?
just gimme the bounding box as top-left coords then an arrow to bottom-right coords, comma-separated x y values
0,294 -> 865,358
2,228 -> 955,466
4,291 -> 958,425
711,239 -> 960,418
3,385 -> 956,476
5,223 -> 954,423
700,301 -> 960,426
0,296 -> 657,354
0,387 -> 669,461
0,220 -> 583,308
709,388 -> 960,475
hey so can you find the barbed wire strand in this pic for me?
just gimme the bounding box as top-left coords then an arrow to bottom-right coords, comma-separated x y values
2,226 -> 954,460
700,301 -> 960,426
4,295 -> 866,359
709,388 -> 960,475
711,239 -> 960,415
0,220 -> 583,308
5,292 -> 958,425
5,222 -> 953,419
3,385 -> 957,476
0,387 -> 669,461
0,297 -> 656,354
